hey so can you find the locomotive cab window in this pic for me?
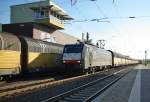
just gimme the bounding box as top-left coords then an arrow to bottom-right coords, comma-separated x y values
64,44 -> 84,53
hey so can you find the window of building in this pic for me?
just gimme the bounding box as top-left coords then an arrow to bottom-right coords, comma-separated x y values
40,11 -> 44,17
45,10 -> 49,17
34,10 -> 49,19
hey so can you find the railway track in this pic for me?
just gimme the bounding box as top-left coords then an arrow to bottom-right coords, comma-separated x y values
0,70 -> 107,98
0,73 -> 88,97
41,68 -> 131,102
0,68 -> 117,98
0,66 -> 132,100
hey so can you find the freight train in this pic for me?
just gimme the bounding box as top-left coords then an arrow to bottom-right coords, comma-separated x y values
0,32 -> 138,79
0,32 -> 64,80
62,43 -> 139,73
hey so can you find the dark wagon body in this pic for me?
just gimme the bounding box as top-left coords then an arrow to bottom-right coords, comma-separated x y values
0,32 -> 64,79
19,36 -> 64,74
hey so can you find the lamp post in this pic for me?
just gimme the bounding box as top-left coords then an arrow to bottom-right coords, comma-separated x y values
82,33 -> 84,42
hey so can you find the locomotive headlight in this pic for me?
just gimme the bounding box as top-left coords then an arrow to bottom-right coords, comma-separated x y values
77,61 -> 80,63
63,61 -> 66,63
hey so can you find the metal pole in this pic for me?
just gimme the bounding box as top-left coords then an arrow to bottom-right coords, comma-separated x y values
82,33 -> 84,42
98,39 -> 105,49
145,50 -> 147,65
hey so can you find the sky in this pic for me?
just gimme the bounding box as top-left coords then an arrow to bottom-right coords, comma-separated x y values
0,0 -> 150,59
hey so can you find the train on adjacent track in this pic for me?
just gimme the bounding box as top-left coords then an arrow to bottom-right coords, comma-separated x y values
62,43 -> 139,73
0,32 -> 139,79
0,32 -> 64,79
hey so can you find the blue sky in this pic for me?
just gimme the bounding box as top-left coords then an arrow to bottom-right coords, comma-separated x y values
0,0 -> 150,59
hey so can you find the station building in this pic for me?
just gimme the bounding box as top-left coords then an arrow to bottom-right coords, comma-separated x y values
3,22 -> 79,45
2,0 -> 80,45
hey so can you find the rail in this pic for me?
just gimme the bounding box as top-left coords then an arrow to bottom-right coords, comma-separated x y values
0,69 -> 109,97
41,68 -> 130,102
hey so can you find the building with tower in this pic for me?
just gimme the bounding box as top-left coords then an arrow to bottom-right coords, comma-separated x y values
3,0 -> 79,44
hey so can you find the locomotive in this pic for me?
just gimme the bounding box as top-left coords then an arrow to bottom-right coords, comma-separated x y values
62,43 -> 138,73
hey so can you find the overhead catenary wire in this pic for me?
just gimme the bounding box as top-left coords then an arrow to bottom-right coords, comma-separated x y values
69,0 -> 117,6
112,1 -> 129,53
70,2 -> 90,33
91,0 -> 124,52
92,1 -> 122,35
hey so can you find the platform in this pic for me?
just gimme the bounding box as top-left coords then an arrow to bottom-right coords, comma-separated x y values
92,64 -> 150,102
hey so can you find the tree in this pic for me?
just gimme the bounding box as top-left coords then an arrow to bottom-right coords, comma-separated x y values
84,32 -> 92,44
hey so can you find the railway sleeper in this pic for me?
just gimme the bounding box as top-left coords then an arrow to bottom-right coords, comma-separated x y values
68,96 -> 88,101
59,100 -> 70,102
70,95 -> 88,99
63,97 -> 84,102
80,89 -> 97,93
84,88 -> 98,91
82,90 -> 97,93
79,91 -> 96,95
77,91 -> 94,95
73,93 -> 92,96
71,94 -> 91,97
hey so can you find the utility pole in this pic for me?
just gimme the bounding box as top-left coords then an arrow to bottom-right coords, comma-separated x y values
98,39 -> 105,49
145,50 -> 147,65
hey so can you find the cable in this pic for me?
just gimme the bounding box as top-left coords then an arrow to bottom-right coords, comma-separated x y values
92,1 -> 124,52
93,1 -> 121,35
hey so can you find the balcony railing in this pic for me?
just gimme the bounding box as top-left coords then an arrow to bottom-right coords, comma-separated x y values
35,16 -> 64,29
35,14 -> 63,24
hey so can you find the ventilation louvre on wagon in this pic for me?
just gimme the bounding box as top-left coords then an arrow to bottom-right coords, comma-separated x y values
0,33 -> 21,51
